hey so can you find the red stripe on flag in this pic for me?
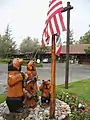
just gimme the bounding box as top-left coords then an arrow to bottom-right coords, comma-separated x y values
53,15 -> 60,33
56,44 -> 62,56
46,25 -> 49,39
41,38 -> 45,46
58,13 -> 66,31
49,21 -> 54,35
46,8 -> 63,24
47,1 -> 62,15
49,0 -> 56,6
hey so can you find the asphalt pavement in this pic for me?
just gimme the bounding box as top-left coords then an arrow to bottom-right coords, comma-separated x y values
0,63 -> 90,93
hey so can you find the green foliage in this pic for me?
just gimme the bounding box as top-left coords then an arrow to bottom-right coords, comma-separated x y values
79,30 -> 90,44
84,47 -> 90,54
22,60 -> 43,67
0,79 -> 90,119
39,45 -> 51,53
56,79 -> 90,106
0,58 -> 43,67
20,37 -> 40,54
57,92 -> 90,120
0,58 -> 10,63
36,63 -> 43,67
69,30 -> 75,44
0,94 -> 6,103
19,36 -> 51,57
0,25 -> 17,57
63,30 -> 77,44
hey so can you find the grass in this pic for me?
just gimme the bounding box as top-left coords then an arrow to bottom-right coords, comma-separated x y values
0,94 -> 6,103
0,79 -> 90,106
56,78 -> 90,106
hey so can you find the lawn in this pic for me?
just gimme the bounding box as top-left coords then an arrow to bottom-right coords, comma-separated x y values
0,78 -> 90,106
56,78 -> 90,106
0,94 -> 6,103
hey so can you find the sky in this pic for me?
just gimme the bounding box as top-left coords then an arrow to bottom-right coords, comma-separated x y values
0,0 -> 90,48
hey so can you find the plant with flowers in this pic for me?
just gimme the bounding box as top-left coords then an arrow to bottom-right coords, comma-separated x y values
56,92 -> 90,120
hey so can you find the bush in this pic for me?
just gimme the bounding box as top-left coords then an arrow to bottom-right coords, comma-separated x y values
0,94 -> 6,103
0,58 -> 10,63
0,58 -> 43,67
56,92 -> 90,120
22,60 -> 43,67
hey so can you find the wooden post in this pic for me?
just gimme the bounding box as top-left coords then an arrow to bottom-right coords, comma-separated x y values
50,34 -> 56,118
65,2 -> 71,89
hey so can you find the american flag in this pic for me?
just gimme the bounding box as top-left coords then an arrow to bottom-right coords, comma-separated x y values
56,34 -> 62,56
42,0 -> 66,56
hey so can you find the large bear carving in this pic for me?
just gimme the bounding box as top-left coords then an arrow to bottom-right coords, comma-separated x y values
6,58 -> 27,113
24,60 -> 38,108
39,80 -> 51,107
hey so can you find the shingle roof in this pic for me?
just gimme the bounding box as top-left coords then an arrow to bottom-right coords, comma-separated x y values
61,44 -> 90,54
46,44 -> 90,54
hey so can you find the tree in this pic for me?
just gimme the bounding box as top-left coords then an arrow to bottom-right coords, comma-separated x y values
63,30 -> 76,44
69,30 -> 74,44
40,45 -> 51,53
20,37 -> 40,54
79,30 -> 90,44
19,36 -> 51,59
0,25 -> 17,57
5,25 -> 17,54
84,47 -> 90,54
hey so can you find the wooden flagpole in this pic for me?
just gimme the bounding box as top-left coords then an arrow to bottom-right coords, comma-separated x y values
50,34 -> 56,118
50,2 -> 73,118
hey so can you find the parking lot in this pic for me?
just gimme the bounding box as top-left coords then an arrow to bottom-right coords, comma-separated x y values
0,63 -> 90,93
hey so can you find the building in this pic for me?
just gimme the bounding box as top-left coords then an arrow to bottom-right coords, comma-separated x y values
40,44 -> 90,64
12,44 -> 90,64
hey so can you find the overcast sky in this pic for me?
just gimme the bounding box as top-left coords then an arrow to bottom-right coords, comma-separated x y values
0,0 -> 90,47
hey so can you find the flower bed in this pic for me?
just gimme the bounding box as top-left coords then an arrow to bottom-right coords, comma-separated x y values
0,98 -> 71,120
56,92 -> 90,120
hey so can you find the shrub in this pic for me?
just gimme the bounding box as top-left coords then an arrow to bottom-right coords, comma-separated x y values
56,92 -> 90,120
0,58 -> 43,67
0,94 -> 6,103
0,58 -> 10,63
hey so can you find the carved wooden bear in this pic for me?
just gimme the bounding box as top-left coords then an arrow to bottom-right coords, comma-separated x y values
39,80 -> 51,107
6,58 -> 27,113
24,60 -> 38,108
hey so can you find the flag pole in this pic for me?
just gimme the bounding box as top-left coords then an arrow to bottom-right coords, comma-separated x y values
49,2 -> 73,118
50,34 -> 56,118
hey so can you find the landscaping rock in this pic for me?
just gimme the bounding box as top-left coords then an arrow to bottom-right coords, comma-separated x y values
0,99 -> 71,120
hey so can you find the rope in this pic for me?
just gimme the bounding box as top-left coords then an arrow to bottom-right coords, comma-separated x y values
33,48 -> 40,60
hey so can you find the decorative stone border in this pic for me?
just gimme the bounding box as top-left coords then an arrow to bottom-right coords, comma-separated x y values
0,99 -> 71,120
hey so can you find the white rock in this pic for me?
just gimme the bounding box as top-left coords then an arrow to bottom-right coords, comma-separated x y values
39,116 -> 43,120
58,115 -> 66,120
25,117 -> 31,120
0,97 -> 71,120
39,111 -> 42,114
55,111 -> 58,116
0,116 -> 4,120
44,109 -> 49,114
43,117 -> 49,120
61,115 -> 66,119
3,106 -> 10,114
67,111 -> 71,114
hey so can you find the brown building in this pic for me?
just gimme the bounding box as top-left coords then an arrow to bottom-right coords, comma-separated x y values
12,44 -> 90,64
40,44 -> 90,64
